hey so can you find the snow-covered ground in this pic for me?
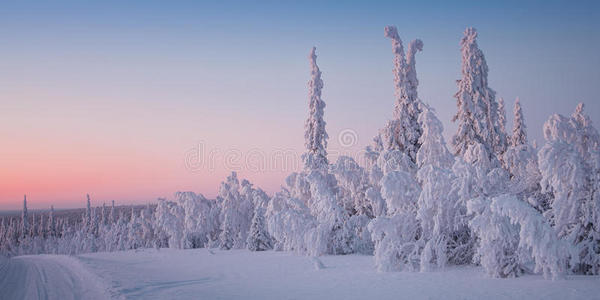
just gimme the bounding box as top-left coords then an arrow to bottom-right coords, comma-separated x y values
0,254 -> 112,299
2,249 -> 599,300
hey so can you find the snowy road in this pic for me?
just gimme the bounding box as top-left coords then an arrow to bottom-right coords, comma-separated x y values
2,249 -> 599,300
0,255 -> 113,300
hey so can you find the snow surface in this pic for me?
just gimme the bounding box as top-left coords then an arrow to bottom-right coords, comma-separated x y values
3,249 -> 598,300
0,254 -> 112,300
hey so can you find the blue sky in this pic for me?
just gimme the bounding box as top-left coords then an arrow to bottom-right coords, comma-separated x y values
1,0 -> 599,208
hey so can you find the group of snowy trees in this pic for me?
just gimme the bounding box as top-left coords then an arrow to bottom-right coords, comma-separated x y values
1,26 -> 597,280
153,172 -> 272,251
0,195 -> 157,256
264,26 -> 598,279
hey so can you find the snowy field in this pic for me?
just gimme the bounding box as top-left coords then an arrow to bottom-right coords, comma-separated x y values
2,249 -> 599,300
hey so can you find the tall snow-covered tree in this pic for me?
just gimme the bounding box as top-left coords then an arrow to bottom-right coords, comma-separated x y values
511,97 -> 527,147
302,47 -> 328,172
382,26 -> 423,161
451,28 -> 505,162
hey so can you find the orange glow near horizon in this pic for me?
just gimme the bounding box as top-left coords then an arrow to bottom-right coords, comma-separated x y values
0,139 -> 300,210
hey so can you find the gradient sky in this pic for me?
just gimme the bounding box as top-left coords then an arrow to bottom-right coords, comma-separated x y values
1,0 -> 599,210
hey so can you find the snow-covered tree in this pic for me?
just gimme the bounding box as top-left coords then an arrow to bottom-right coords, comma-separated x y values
217,172 -> 255,249
406,39 -> 423,108
85,194 -> 92,230
30,213 -> 38,237
101,203 -> 107,227
137,204 -> 156,248
502,98 -> 542,206
368,212 -> 420,272
305,170 -> 351,256
174,191 -> 219,248
127,208 -> 143,249
382,26 -> 423,161
468,196 -> 523,278
415,105 -> 456,270
330,156 -> 372,217
22,195 -> 29,237
444,155 -> 483,265
247,206 -> 272,251
302,47 -> 328,172
110,200 -> 116,224
498,97 -> 508,144
266,190 -> 316,253
468,194 -> 568,279
511,97 -> 527,147
448,142 -> 510,264
368,159 -> 422,271
154,198 -> 185,249
416,105 -> 454,169
451,28 -> 505,162
538,103 -> 600,275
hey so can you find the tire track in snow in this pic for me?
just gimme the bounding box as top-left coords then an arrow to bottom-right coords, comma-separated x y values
0,255 -> 114,300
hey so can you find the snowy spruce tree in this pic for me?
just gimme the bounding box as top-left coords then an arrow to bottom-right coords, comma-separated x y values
110,200 -> 116,224
22,195 -> 29,237
366,27 -> 430,271
247,206 -> 272,251
364,26 -> 424,230
502,98 -> 541,202
498,97 -> 508,145
48,206 -> 56,237
266,47 -> 355,256
381,26 -> 423,161
85,194 -> 92,230
303,47 -> 328,172
511,97 -> 527,147
300,47 -> 352,255
451,28 -> 506,162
